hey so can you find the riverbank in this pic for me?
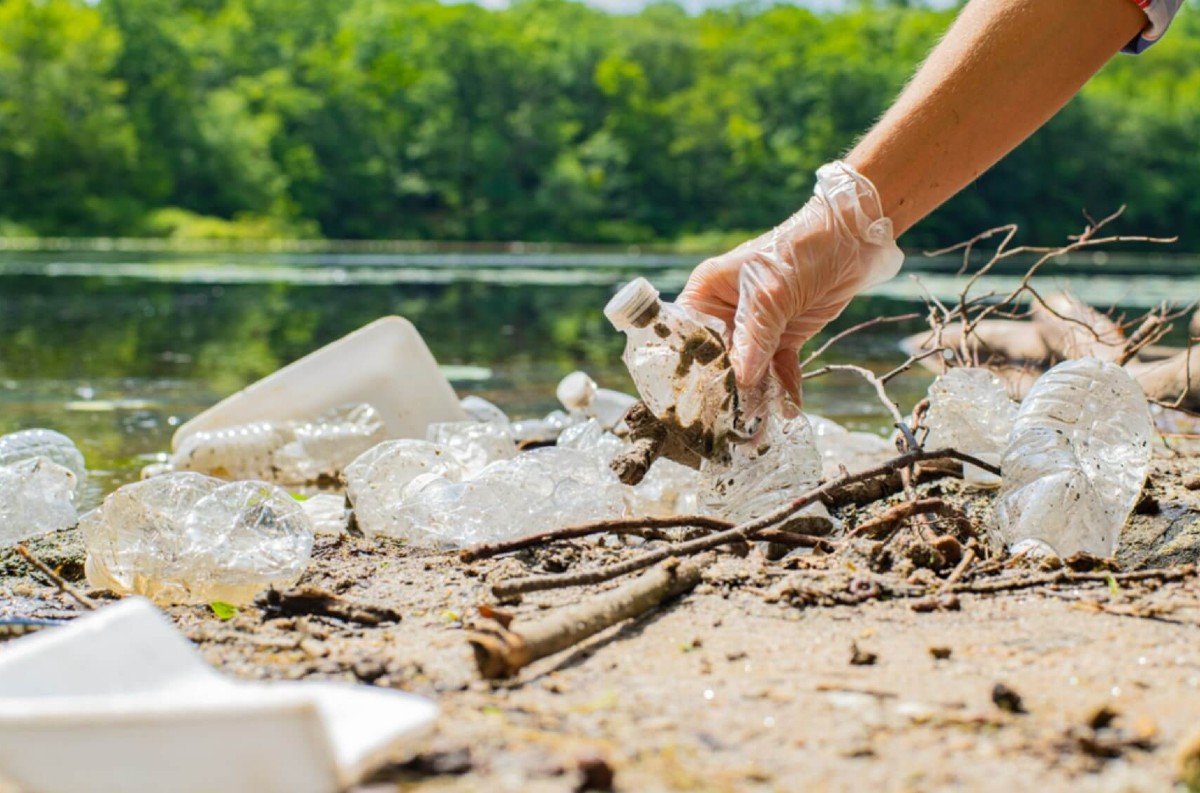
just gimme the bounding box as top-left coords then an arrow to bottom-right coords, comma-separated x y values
4,455 -> 1199,792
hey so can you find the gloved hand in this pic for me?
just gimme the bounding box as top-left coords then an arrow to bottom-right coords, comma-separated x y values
677,160 -> 904,408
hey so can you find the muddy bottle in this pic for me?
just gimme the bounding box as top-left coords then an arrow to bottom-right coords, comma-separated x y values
604,278 -> 740,457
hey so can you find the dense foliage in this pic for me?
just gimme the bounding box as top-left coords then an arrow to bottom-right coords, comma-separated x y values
0,0 -> 1196,248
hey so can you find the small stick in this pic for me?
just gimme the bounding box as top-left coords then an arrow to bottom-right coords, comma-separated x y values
799,313 -> 921,369
947,565 -> 1194,596
942,546 -> 978,587
468,555 -> 709,679
756,529 -> 838,552
16,545 -> 98,611
460,516 -> 734,563
493,449 -> 1000,598
848,498 -> 962,540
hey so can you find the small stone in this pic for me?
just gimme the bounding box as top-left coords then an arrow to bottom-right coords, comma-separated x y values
929,646 -> 952,660
992,682 -> 1026,714
1087,705 -> 1119,731
849,642 -> 878,666
575,751 -> 615,792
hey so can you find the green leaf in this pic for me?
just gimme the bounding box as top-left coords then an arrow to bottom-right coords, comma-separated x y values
1106,573 -> 1120,596
289,492 -> 310,502
210,601 -> 239,620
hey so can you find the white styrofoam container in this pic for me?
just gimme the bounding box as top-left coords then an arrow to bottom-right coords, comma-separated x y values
172,316 -> 467,452
0,599 -> 438,793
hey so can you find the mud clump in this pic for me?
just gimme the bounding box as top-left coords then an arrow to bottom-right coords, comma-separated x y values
609,401 -> 727,485
674,328 -> 727,379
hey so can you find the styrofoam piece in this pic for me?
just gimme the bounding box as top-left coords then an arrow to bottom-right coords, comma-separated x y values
0,599 -> 437,793
172,317 -> 467,452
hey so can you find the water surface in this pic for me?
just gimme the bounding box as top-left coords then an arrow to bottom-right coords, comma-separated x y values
1,249 -> 1193,498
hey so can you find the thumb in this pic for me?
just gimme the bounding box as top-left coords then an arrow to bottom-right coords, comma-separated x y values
731,259 -> 791,393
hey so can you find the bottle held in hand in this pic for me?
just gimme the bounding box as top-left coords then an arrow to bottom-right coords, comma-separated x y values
604,277 -> 746,460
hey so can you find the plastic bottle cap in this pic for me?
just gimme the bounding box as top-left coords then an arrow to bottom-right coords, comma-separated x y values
556,371 -> 597,411
604,278 -> 661,330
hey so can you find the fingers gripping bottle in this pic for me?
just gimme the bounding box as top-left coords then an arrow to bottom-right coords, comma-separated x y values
604,278 -> 744,459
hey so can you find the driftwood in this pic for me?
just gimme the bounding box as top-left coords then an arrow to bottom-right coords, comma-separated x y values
468,555 -> 708,679
1127,346 -> 1200,411
1032,292 -> 1124,362
901,320 -> 1051,367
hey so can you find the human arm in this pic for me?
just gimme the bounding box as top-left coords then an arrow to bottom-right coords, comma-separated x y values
847,0 -> 1148,236
679,0 -> 1150,404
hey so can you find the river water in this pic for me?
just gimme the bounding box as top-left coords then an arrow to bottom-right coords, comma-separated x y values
0,247 -> 1195,497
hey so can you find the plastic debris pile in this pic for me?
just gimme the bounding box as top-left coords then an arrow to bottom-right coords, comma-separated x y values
0,305 -> 1167,609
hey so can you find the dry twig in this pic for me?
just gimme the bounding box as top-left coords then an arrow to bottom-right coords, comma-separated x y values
469,555 -> 709,679
16,545 -> 98,611
492,448 -> 1000,599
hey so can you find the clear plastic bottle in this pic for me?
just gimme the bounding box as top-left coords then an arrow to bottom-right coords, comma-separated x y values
604,278 -> 741,458
556,371 -> 639,430
995,358 -> 1152,557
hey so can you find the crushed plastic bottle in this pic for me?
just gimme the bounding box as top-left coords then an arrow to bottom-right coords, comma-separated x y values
427,421 -> 517,475
0,459 -> 78,547
924,367 -> 1018,488
807,414 -> 894,478
699,412 -> 828,531
172,403 -> 386,485
344,440 -> 625,546
298,493 -> 350,535
510,410 -> 578,445
556,371 -> 638,429
996,358 -> 1152,557
0,429 -> 87,495
604,278 -> 744,459
459,395 -> 510,425
81,472 -> 314,605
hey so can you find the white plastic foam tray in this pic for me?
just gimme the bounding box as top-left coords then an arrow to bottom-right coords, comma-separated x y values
172,316 -> 467,451
0,598 -> 438,793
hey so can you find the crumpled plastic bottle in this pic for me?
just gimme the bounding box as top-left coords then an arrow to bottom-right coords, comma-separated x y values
558,419 -> 700,518
924,367 -> 1018,488
0,458 -> 78,547
0,428 -> 88,495
995,358 -> 1152,557
172,403 -> 386,484
343,439 -> 625,546
81,472 -> 314,604
807,414 -> 894,478
698,412 -> 830,532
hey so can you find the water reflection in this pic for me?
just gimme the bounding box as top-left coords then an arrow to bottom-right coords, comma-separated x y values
9,246 -> 1194,493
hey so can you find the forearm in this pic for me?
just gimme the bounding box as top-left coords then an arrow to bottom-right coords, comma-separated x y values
846,0 -> 1146,236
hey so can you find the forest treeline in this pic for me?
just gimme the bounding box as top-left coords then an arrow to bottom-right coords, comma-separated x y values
1,0 -> 1197,249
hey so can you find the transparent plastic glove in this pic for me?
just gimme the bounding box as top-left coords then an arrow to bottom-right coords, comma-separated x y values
677,161 -> 903,406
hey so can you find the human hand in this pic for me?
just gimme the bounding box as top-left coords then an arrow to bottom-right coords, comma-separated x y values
677,161 -> 904,408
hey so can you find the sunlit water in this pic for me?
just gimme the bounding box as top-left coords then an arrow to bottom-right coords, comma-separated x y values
1,248 -> 1195,504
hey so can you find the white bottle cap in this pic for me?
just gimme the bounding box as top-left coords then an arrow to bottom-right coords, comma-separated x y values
556,371 -> 597,412
604,278 -> 661,330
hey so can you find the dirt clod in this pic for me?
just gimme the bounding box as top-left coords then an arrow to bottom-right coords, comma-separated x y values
849,641 -> 878,666
575,752 -> 615,792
